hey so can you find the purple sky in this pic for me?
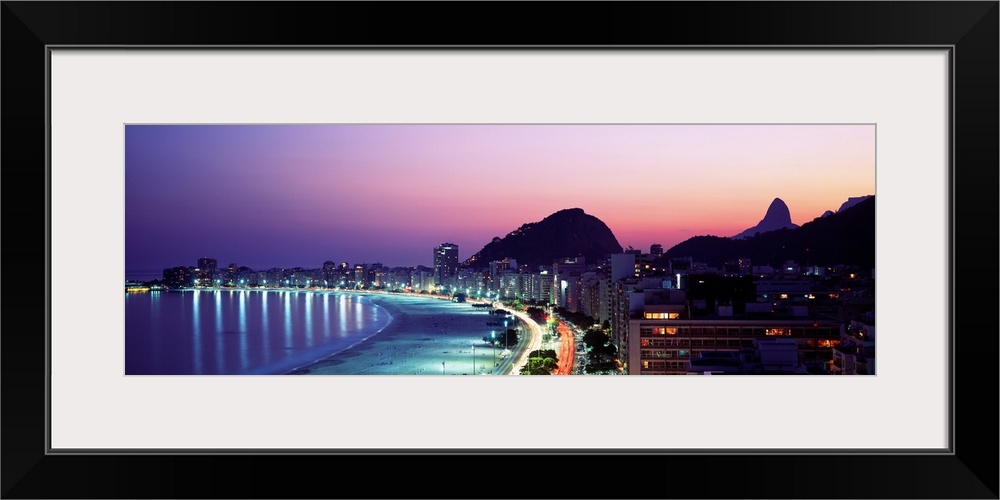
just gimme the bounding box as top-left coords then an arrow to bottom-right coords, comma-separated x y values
125,124 -> 874,278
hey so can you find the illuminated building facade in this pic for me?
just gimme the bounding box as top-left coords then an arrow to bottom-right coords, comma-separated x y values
195,257 -> 217,286
433,243 -> 459,288
627,310 -> 842,375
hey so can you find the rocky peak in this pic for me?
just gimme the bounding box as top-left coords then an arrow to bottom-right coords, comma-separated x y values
732,197 -> 799,239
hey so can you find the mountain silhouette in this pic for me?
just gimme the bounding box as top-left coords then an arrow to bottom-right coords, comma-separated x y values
464,208 -> 623,269
732,198 -> 799,239
836,195 -> 874,213
663,196 -> 875,269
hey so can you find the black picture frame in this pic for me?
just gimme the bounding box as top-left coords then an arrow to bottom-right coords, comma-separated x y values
3,2 -> 997,498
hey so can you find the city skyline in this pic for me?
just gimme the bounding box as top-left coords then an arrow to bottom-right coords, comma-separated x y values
125,124 -> 874,274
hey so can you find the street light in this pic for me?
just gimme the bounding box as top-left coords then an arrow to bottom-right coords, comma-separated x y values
441,361 -> 446,375
472,345 -> 475,375
491,331 -> 496,371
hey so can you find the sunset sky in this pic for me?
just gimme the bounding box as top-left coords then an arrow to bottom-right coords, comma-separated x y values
125,124 -> 874,277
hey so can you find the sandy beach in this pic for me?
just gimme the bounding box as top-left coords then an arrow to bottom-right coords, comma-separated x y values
288,293 -> 519,375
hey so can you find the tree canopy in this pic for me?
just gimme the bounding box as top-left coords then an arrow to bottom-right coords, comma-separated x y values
520,349 -> 559,375
582,328 -> 618,374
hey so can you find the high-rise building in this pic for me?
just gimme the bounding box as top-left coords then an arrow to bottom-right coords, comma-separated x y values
611,253 -> 637,281
368,263 -> 384,288
353,264 -> 366,288
163,266 -> 193,288
195,257 -> 217,286
410,266 -> 435,292
434,243 -> 459,287
650,244 -> 663,257
628,311 -> 841,375
321,261 -> 336,284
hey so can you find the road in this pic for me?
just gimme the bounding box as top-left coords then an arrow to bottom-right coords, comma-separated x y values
553,320 -> 575,375
493,305 -> 543,375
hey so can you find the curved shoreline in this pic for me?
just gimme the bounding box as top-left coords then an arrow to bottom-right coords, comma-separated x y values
281,293 -> 436,374
294,294 -> 506,376
283,297 -> 398,374
169,287 -> 516,375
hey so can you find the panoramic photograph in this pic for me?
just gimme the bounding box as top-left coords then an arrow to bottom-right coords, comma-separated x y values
125,124 -> 875,376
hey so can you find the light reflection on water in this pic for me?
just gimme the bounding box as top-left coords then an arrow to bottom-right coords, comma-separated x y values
338,294 -> 348,335
304,292 -> 313,348
323,294 -> 330,342
239,290 -> 248,370
126,290 -> 391,375
192,291 -> 202,374
283,291 -> 292,349
214,291 -> 224,373
261,291 -> 269,365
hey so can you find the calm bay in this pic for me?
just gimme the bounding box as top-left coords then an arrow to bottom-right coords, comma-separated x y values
125,290 -> 391,375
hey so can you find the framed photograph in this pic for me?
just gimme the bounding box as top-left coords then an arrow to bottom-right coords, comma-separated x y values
3,2 -> 996,498
120,122 -> 876,379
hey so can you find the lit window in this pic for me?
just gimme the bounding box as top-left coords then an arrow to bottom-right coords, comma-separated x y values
644,312 -> 680,320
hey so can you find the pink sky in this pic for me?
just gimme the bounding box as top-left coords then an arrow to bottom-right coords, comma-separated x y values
126,124 -> 874,271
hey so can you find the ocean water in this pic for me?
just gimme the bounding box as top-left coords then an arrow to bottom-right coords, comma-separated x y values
125,289 -> 392,375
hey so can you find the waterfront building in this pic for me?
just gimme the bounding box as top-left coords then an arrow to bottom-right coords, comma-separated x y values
495,270 -> 520,299
353,264 -> 366,288
517,270 -> 533,299
530,272 -> 555,305
433,243 -> 459,288
254,270 -> 271,287
367,263 -> 384,288
162,266 -> 193,288
385,267 -> 412,291
627,300 -> 843,375
337,263 -> 352,287
194,257 -> 217,286
226,262 -> 238,284
322,261 -> 338,284
409,266 -> 435,292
